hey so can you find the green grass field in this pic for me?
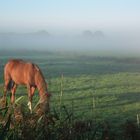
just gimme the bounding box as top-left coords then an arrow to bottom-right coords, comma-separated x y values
1,50 -> 140,139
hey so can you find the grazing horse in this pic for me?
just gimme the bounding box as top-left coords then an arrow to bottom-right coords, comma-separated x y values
3,59 -> 50,113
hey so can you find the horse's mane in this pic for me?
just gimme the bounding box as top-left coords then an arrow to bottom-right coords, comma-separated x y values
33,64 -> 40,71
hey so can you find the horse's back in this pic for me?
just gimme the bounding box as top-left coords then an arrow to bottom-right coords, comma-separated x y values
5,59 -> 24,69
5,59 -> 36,71
4,59 -> 38,85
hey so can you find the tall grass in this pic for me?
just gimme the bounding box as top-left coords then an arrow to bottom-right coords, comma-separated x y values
59,74 -> 64,119
0,97 -> 105,140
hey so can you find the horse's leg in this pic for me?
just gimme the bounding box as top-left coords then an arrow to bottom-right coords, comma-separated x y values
30,86 -> 36,112
10,83 -> 17,104
27,85 -> 32,112
3,76 -> 11,100
27,85 -> 36,113
30,86 -> 36,99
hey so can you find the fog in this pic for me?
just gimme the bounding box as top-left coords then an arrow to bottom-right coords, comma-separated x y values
0,29 -> 140,55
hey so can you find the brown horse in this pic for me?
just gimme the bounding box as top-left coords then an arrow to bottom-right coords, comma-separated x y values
4,59 -> 50,113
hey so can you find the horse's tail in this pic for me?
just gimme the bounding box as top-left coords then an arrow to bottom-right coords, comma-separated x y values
7,80 -> 14,91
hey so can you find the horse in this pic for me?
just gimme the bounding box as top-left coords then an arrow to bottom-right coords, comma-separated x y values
3,59 -> 50,113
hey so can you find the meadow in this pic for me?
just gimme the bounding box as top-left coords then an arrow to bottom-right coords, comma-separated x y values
1,50 -> 140,139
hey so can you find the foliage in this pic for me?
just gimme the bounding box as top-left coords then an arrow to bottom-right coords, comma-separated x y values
1,51 -> 140,139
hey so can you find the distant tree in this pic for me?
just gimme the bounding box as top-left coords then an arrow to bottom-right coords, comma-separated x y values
94,31 -> 104,38
82,30 -> 94,37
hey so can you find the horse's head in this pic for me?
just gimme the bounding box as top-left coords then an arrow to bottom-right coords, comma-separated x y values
39,91 -> 51,104
37,92 -> 51,114
45,83 -> 51,98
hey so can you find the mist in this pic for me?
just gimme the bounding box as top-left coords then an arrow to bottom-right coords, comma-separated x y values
0,29 -> 140,55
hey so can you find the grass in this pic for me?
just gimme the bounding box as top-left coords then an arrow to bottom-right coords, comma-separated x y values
1,50 -> 140,139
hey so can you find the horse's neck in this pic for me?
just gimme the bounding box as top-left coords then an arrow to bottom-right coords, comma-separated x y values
35,72 -> 47,96
37,82 -> 46,95
39,93 -> 49,103
37,82 -> 48,103
35,70 -> 49,103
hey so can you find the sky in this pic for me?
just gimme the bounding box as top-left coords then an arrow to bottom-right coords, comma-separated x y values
0,0 -> 140,33
0,0 -> 140,53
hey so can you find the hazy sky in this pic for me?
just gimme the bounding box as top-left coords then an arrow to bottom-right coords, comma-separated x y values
0,0 -> 140,33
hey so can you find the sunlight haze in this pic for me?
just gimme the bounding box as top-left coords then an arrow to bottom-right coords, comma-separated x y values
0,0 -> 140,53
